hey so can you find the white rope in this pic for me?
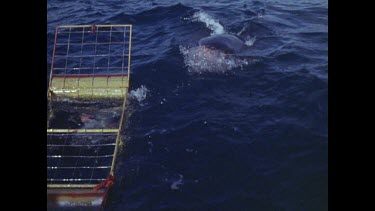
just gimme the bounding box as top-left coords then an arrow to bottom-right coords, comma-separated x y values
48,178 -> 105,181
48,166 -> 111,169
47,155 -> 113,158
47,143 -> 115,147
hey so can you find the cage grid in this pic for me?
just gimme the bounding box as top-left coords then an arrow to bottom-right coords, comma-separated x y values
47,24 -> 132,208
47,133 -> 117,186
48,24 -> 132,100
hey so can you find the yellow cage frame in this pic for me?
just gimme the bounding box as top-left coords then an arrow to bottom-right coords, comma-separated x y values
47,24 -> 132,190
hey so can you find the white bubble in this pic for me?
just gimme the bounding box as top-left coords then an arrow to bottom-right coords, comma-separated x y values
245,36 -> 256,47
170,174 -> 184,190
128,85 -> 149,103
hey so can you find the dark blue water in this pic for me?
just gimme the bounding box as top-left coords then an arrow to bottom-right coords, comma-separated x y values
47,0 -> 328,210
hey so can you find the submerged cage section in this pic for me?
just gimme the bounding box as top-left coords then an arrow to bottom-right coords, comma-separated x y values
47,133 -> 118,186
47,24 -> 132,209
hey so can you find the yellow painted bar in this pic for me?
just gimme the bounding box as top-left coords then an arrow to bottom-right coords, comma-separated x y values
49,75 -> 128,99
48,184 -> 96,188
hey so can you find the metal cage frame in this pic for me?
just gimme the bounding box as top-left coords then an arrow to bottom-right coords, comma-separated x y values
47,24 -> 132,205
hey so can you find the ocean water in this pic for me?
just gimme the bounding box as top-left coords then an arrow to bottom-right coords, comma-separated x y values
47,0 -> 328,210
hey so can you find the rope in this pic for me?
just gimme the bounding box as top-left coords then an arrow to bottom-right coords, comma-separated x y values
93,174 -> 115,191
91,25 -> 96,33
93,174 -> 115,210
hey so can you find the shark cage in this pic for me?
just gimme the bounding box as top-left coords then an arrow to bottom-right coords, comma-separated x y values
47,24 -> 132,210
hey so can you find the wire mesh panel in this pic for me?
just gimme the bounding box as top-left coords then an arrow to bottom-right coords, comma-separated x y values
48,25 -> 132,100
47,133 -> 117,186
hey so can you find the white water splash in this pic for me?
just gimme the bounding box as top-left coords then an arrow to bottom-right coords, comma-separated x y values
171,174 -> 184,190
57,198 -> 102,206
192,11 -> 225,35
180,45 -> 252,74
128,85 -> 149,103
245,36 -> 256,47
237,25 -> 257,47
